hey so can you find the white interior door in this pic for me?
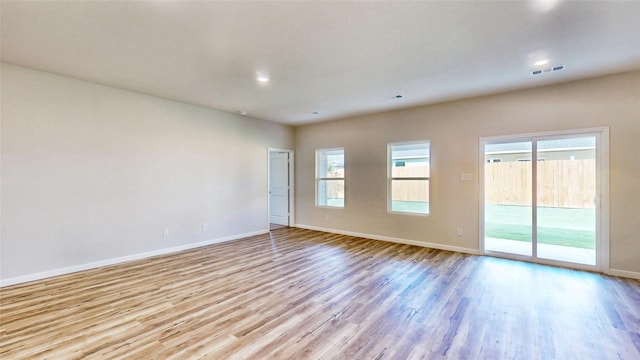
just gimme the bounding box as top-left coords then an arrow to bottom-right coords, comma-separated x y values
269,151 -> 289,226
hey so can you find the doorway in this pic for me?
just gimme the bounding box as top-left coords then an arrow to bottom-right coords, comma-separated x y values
268,149 -> 294,230
481,128 -> 608,269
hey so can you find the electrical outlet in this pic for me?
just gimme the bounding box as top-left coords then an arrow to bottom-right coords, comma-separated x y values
456,228 -> 463,236
163,228 -> 169,238
202,223 -> 208,232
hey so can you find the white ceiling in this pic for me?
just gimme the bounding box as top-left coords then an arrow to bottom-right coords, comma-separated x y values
2,1 -> 639,125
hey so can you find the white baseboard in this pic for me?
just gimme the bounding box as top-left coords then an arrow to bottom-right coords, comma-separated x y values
0,229 -> 269,287
294,224 -> 480,255
5,226 -> 636,286
605,268 -> 640,280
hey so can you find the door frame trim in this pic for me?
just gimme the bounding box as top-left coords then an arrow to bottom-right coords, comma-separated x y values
268,148 -> 295,228
479,127 -> 609,272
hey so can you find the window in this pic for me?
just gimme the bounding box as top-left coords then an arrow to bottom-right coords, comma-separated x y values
388,141 -> 430,214
316,148 -> 344,207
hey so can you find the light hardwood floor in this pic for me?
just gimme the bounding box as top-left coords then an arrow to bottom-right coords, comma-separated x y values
1,228 -> 639,359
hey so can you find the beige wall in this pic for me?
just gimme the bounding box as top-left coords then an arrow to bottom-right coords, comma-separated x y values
295,70 -> 640,274
2,63 -> 637,282
1,63 -> 294,282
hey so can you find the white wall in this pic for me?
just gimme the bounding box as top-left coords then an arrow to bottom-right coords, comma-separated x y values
3,64 -> 638,284
295,70 -> 640,275
0,63 -> 294,283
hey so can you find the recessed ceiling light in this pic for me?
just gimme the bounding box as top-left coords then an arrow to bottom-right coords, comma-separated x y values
256,75 -> 270,83
534,59 -> 550,67
532,0 -> 560,12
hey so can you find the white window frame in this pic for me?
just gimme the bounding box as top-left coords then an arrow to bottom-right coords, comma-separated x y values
388,140 -> 430,215
316,148 -> 345,208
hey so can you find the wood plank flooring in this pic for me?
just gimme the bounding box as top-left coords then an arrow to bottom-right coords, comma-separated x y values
1,227 -> 639,359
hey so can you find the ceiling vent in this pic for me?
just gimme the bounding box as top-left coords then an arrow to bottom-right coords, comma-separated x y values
532,64 -> 565,76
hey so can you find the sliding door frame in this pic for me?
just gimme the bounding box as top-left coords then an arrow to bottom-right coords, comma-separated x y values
479,127 -> 609,272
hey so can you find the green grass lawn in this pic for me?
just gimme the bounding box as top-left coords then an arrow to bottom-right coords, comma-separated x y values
391,201 -> 429,214
485,204 -> 595,249
324,200 -> 594,250
326,199 -> 429,214
326,198 -> 344,207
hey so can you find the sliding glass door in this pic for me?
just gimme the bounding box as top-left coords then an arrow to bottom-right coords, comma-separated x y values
535,137 -> 596,264
483,130 -> 604,268
484,141 -> 533,257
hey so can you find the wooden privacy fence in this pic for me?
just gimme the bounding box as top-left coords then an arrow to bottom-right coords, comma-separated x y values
326,160 -> 595,209
391,166 -> 429,202
485,159 -> 596,209
326,166 -> 430,201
